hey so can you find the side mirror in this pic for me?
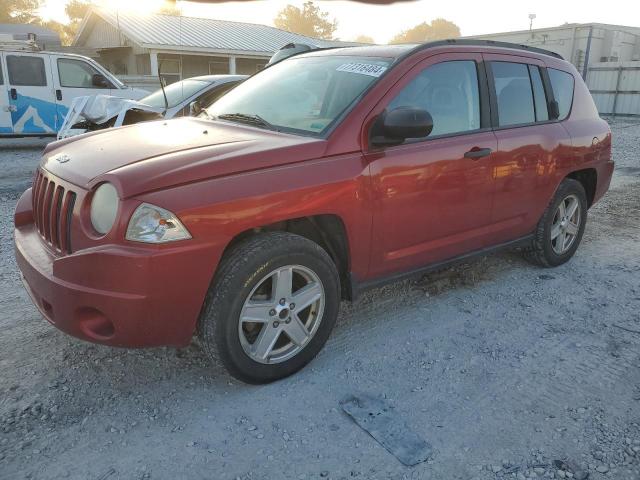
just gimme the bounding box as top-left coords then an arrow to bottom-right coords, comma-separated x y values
372,107 -> 433,147
548,100 -> 560,120
92,74 -> 109,88
189,100 -> 202,116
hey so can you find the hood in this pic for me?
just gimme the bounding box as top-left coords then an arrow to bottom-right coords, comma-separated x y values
42,118 -> 327,198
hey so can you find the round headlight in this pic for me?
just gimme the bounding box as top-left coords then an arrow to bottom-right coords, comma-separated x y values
90,183 -> 119,235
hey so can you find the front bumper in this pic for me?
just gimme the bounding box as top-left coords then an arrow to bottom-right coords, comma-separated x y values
14,189 -> 217,348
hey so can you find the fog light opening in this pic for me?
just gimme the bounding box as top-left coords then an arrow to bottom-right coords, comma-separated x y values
76,307 -> 115,340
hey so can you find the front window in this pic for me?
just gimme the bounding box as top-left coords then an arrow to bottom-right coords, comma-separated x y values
58,58 -> 111,89
140,79 -> 210,109
206,55 -> 392,135
388,60 -> 481,137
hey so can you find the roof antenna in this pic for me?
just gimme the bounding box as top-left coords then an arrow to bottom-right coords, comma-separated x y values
158,59 -> 169,114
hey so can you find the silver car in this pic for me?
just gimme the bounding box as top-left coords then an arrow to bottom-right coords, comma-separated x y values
139,74 -> 247,118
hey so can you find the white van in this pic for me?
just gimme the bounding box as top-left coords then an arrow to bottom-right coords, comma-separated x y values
0,47 -> 147,137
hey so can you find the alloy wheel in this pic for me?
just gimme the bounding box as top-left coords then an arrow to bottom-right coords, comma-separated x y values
238,265 -> 325,364
551,194 -> 581,255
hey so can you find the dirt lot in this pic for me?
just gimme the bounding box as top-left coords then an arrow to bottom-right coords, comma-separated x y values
1,121 -> 639,480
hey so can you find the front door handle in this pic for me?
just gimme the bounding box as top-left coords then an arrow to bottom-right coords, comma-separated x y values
10,88 -> 17,100
464,147 -> 492,159
55,89 -> 62,101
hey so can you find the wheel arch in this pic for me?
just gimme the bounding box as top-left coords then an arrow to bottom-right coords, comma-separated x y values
566,168 -> 597,207
221,214 -> 353,300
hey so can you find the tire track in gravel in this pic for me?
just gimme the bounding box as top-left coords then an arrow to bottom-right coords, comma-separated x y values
462,178 -> 640,417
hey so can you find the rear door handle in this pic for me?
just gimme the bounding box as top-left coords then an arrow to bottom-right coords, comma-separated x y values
464,147 -> 492,159
10,88 -> 17,100
55,89 -> 62,101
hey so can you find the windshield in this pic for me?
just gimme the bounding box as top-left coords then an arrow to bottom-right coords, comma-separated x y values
206,55 -> 392,135
140,79 -> 210,109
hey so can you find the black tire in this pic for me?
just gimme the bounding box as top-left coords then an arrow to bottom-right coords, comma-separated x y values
524,178 -> 588,267
198,232 -> 340,384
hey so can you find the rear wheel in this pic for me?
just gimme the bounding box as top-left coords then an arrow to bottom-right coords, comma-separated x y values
199,232 -> 340,384
524,178 -> 588,267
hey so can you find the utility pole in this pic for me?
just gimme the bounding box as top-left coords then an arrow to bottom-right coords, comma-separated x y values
582,26 -> 593,80
529,13 -> 536,37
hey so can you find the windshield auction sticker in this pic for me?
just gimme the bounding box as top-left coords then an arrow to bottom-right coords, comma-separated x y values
336,63 -> 387,77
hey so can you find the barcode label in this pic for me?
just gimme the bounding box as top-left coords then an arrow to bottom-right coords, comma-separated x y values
336,63 -> 387,77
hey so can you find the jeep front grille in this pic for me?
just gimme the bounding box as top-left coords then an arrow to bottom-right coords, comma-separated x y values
32,170 -> 76,254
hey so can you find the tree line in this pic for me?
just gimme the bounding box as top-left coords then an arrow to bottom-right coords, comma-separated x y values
1,0 -> 460,46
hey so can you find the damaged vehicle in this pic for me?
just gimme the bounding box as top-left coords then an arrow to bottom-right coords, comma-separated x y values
0,41 -> 146,137
15,40 -> 613,384
58,75 -> 246,139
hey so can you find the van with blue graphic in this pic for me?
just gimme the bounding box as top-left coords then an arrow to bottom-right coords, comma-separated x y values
1,47 -> 147,137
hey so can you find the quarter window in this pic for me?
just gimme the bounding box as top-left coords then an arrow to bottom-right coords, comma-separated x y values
548,68 -> 574,120
528,65 -> 549,122
7,55 -> 47,86
57,58 -> 108,88
388,60 -> 481,137
491,62 -> 535,126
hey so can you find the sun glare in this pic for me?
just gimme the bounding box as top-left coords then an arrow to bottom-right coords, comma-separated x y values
39,0 -> 176,23
94,0 -> 175,15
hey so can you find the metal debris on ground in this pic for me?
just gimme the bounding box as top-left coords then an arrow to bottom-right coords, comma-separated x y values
341,394 -> 433,466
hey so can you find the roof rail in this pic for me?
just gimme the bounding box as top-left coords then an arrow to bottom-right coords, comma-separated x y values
411,38 -> 564,60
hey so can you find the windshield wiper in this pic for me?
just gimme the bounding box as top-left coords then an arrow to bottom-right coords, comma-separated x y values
216,113 -> 279,131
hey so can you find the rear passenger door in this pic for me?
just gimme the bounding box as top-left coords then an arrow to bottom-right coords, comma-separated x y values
483,54 -> 572,244
5,52 -> 57,134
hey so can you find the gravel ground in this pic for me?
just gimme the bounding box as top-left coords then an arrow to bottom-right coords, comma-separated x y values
1,121 -> 639,480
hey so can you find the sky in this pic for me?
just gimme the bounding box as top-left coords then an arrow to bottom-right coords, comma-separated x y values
39,0 -> 640,44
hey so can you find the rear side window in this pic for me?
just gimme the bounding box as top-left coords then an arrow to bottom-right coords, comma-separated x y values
388,60 -> 481,137
548,68 -> 575,120
528,65 -> 549,122
7,55 -> 47,86
491,62 -> 535,126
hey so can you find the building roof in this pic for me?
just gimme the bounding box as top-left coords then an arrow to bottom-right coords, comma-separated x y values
75,8 -> 357,56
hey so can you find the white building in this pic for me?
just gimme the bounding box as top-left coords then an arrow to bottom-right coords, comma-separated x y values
468,23 -> 640,73
72,8 -> 355,89
468,23 -> 640,115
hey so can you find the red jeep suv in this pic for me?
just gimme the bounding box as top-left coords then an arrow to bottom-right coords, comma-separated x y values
15,40 -> 613,383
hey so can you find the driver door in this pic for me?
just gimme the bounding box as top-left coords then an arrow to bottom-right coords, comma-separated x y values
365,53 -> 498,278
50,55 -> 114,126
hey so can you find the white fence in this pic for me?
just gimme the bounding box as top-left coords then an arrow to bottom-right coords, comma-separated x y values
587,61 -> 640,116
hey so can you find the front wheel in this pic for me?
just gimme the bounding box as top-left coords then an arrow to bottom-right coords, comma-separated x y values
198,232 -> 340,384
524,178 -> 588,267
